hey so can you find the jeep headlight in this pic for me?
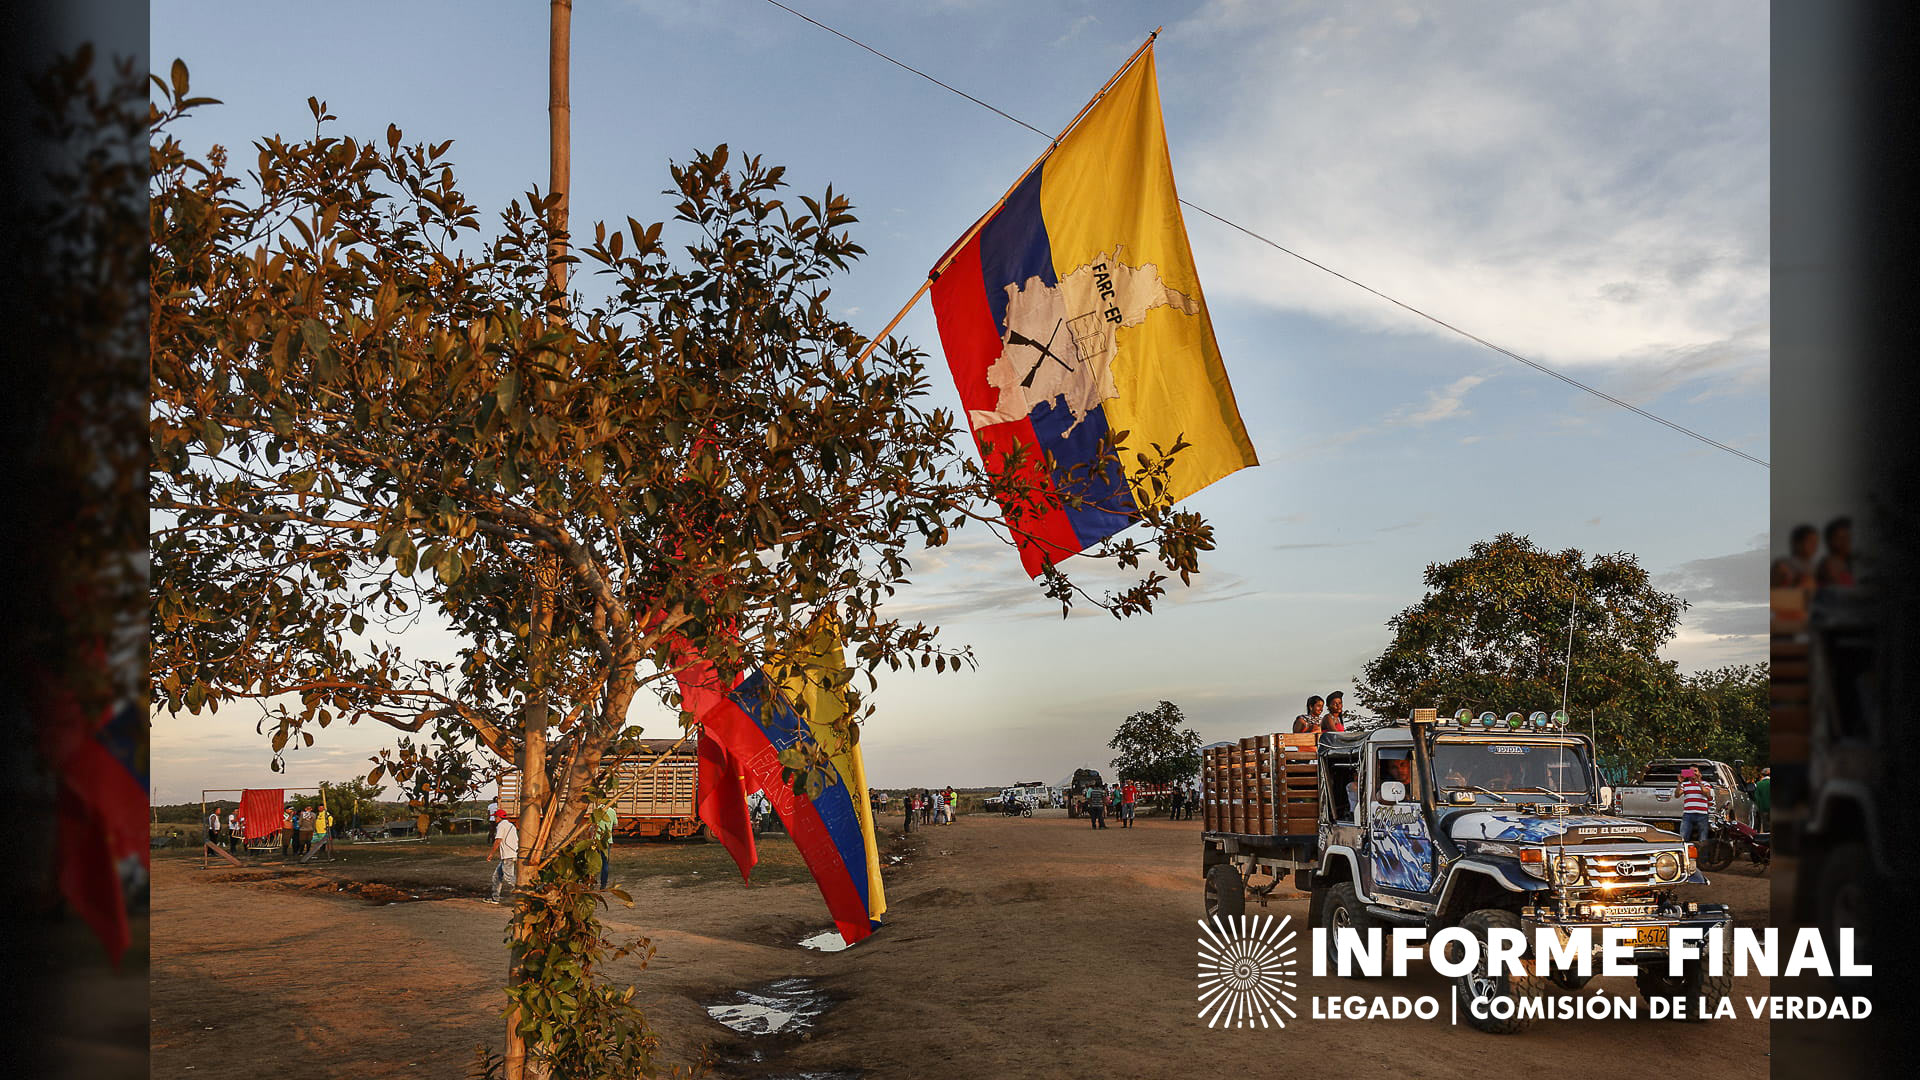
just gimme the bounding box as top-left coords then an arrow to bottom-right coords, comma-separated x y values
1553,854 -> 1584,885
1653,851 -> 1683,882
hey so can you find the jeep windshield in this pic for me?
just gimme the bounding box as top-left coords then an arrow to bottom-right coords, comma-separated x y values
1431,739 -> 1593,804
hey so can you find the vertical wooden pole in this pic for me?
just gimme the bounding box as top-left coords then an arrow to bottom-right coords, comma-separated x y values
506,9 -> 571,1078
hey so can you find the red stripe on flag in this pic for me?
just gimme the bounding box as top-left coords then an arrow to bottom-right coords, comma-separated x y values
931,237 -> 1084,576
696,734 -> 758,884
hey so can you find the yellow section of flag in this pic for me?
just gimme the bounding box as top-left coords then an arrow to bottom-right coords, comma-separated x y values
1037,46 -> 1257,509
776,617 -> 886,921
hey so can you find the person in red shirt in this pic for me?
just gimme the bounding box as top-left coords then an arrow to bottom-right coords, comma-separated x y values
1119,780 -> 1139,829
1674,767 -> 1713,847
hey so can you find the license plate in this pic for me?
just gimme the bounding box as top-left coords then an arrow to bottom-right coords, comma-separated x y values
1633,926 -> 1669,949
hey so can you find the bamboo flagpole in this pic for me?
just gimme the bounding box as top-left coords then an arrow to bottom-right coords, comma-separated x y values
852,28 -> 1162,367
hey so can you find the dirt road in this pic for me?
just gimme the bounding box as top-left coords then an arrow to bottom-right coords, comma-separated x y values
152,812 -> 1776,1079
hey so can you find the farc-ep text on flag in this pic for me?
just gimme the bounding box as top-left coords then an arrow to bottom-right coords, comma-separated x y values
928,44 -> 1257,577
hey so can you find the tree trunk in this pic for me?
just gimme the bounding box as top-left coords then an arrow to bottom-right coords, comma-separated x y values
506,6 -> 571,1078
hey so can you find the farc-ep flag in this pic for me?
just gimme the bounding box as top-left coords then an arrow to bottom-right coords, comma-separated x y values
929,44 -> 1256,577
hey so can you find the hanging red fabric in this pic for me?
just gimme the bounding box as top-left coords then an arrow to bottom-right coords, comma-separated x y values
241,788 -> 284,840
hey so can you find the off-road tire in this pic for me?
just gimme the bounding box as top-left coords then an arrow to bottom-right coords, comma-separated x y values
1635,959 -> 1732,1021
1320,882 -> 1375,976
1448,908 -> 1545,1033
1816,841 -> 1872,984
1205,862 -> 1245,919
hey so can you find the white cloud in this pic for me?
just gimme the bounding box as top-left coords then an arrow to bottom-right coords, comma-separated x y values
1170,3 -> 1767,381
1401,373 -> 1486,424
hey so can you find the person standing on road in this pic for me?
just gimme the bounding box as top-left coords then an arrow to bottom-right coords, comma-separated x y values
228,809 -> 244,854
1120,780 -> 1138,828
1167,786 -> 1183,821
1753,769 -> 1771,830
298,804 -> 316,858
312,803 -> 331,857
207,807 -> 223,850
1674,767 -> 1712,847
943,786 -> 957,825
1086,781 -> 1109,829
488,809 -> 519,904
901,790 -> 913,834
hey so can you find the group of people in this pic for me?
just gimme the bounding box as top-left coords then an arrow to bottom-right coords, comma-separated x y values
1081,779 -> 1139,829
1291,690 -> 1352,733
203,803 -> 329,857
1771,517 -> 1856,619
896,787 -> 957,832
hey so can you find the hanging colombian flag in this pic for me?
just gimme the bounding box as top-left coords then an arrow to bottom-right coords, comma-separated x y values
930,43 -> 1256,577
676,621 -> 887,945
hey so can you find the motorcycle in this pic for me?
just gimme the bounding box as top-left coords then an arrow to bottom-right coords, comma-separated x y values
999,794 -> 1035,817
1699,811 -> 1770,872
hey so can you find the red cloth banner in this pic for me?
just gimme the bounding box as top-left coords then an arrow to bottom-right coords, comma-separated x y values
696,733 -> 758,884
241,789 -> 284,840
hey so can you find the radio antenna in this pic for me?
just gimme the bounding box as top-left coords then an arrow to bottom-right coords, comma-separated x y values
1560,585 -> 1579,713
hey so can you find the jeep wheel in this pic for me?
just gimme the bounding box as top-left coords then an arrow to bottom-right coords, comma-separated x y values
1319,883 -> 1375,976
1635,958 -> 1731,1021
1447,908 -> 1545,1033
1815,841 -> 1872,982
1205,862 -> 1245,919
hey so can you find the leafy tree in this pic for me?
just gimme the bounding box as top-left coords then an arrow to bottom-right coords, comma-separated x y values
1356,533 -> 1762,769
321,776 -> 387,833
377,722 -> 485,832
1109,701 -> 1202,790
148,63 -> 1220,1075
1678,663 -> 1768,775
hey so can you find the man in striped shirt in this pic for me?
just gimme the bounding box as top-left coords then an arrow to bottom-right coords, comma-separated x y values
1674,767 -> 1713,847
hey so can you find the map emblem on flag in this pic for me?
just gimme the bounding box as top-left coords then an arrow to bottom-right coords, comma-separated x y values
970,246 -> 1201,433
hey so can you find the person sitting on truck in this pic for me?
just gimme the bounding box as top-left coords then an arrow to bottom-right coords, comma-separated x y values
1323,691 -> 1349,732
1816,516 -> 1855,587
1292,695 -> 1328,733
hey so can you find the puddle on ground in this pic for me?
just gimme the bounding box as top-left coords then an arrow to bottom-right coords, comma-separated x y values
797,930 -> 851,952
705,977 -> 835,1037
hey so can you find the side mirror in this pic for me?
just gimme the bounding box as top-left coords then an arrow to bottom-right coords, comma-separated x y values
1598,786 -> 1614,808
1378,781 -> 1407,804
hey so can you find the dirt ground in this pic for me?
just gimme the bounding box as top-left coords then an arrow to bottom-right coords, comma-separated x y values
152,812 -> 1790,1079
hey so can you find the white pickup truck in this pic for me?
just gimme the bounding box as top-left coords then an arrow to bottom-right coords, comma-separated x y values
1615,758 -> 1755,828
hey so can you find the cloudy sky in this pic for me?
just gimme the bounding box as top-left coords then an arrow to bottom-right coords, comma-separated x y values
150,0 -> 1768,800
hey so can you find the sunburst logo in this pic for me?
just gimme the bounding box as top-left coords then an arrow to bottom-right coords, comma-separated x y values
1197,914 -> 1299,1029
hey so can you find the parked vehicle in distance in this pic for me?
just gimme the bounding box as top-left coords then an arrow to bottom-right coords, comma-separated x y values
497,739 -> 707,840
1698,809 -> 1770,872
1615,758 -> 1754,828
1062,768 -> 1105,818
